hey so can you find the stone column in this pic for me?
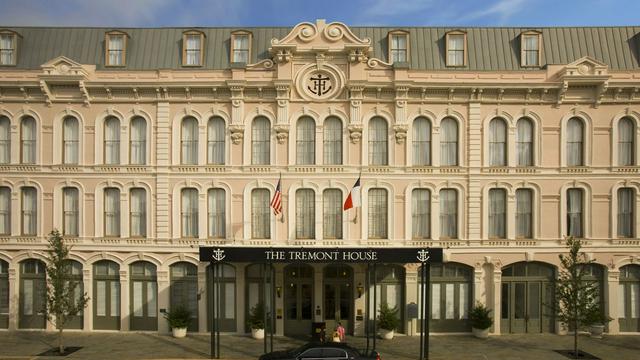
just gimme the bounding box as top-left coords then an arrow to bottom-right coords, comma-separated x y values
491,263 -> 502,335
607,269 -> 620,334
8,266 -> 17,330
120,269 -> 129,331
83,268 -> 93,330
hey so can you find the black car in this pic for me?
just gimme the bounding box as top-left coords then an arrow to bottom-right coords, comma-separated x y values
258,342 -> 381,360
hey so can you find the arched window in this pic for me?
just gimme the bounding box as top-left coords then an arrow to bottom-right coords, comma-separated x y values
618,117 -> 635,166
251,188 -> 270,238
296,189 -> 315,239
104,117 -> 120,165
208,188 -> 225,238
20,117 -> 36,164
130,188 -> 146,237
63,117 -> 79,164
516,189 -> 533,238
207,116 -> 225,165
251,117 -> 270,165
181,188 -> 198,238
323,117 -> 342,165
566,118 -> 584,166
488,188 -> 506,238
412,189 -> 431,239
440,118 -> 458,166
62,187 -> 79,236
440,188 -> 457,239
368,188 -> 388,238
369,117 -> 388,165
21,187 -> 37,236
181,117 -> 198,165
104,187 -> 120,237
566,188 -> 584,237
130,117 -> 146,165
618,187 -> 635,238
516,118 -> 533,166
296,117 -> 315,165
488,118 -> 507,166
323,189 -> 342,239
0,187 -> 10,235
413,117 -> 431,166
0,116 -> 10,164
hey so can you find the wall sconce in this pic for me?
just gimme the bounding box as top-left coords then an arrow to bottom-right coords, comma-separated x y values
276,286 -> 282,298
356,283 -> 364,298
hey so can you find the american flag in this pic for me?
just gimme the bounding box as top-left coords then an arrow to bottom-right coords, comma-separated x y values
270,177 -> 282,215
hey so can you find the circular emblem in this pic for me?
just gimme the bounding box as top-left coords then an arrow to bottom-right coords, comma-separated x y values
295,63 -> 345,101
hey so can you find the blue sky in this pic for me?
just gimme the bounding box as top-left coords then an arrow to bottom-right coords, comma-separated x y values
0,0 -> 638,27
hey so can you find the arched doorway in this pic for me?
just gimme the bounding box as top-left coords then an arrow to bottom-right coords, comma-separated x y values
65,260 -> 84,329
418,262 -> 473,332
170,262 -> 199,332
323,264 -> 353,334
0,260 -> 8,328
284,263 -> 314,336
130,261 -> 157,331
501,261 -> 555,333
207,263 -> 236,332
93,260 -> 120,330
19,259 -> 46,329
369,265 -> 405,333
245,263 -> 274,333
619,264 -> 640,331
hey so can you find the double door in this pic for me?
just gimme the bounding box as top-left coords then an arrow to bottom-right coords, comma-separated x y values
284,264 -> 314,337
324,282 -> 352,335
618,281 -> 640,331
501,281 -> 553,333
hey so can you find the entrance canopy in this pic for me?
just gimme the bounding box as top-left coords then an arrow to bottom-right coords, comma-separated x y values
199,246 -> 443,264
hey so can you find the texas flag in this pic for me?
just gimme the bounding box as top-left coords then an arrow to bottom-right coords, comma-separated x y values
343,176 -> 361,210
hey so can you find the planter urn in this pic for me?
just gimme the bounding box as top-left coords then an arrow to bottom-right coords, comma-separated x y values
172,327 -> 187,338
251,328 -> 265,340
380,329 -> 394,340
472,327 -> 490,339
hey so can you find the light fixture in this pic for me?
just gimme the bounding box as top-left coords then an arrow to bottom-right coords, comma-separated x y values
356,283 -> 364,298
276,286 -> 282,298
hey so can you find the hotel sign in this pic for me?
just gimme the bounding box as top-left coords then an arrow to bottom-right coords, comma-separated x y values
199,247 -> 443,264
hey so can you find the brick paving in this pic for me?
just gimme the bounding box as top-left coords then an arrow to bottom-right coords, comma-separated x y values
0,331 -> 638,360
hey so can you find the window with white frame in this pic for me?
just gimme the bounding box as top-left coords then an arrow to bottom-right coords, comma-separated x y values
231,32 -> 250,63
130,188 -> 146,237
368,188 -> 388,239
618,187 -> 635,238
446,33 -> 466,66
323,117 -> 342,165
0,116 -> 10,164
412,189 -> 431,239
488,188 -> 506,238
183,32 -> 203,66
488,118 -> 507,166
521,33 -> 540,67
296,117 -> 315,165
296,189 -> 315,239
21,187 -> 37,235
0,187 -> 10,235
20,117 -> 36,164
369,117 -> 388,165
516,118 -> 534,166
251,188 -> 270,239
181,117 -> 198,165
566,188 -> 584,238
0,32 -> 16,66
413,117 -> 431,166
104,117 -> 120,165
323,189 -> 342,239
618,117 -> 635,166
515,189 -> 533,238
440,118 -> 458,166
440,189 -> 457,239
105,32 -> 126,66
207,117 -> 225,165
252,117 -> 270,165
62,187 -> 79,236
389,32 -> 408,63
104,187 -> 120,237
62,116 -> 79,164
566,118 -> 584,166
181,188 -> 198,238
208,188 -> 225,238
130,117 -> 146,165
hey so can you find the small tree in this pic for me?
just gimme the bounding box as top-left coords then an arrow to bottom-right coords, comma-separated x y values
553,236 -> 600,359
44,230 -> 89,354
377,302 -> 400,331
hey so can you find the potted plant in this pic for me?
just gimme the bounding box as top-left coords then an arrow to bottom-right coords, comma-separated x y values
469,302 -> 493,339
584,305 -> 612,339
377,302 -> 400,340
247,302 -> 265,340
164,305 -> 192,338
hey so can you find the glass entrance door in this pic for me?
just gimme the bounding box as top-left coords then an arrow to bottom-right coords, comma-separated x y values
207,263 -> 236,332
93,261 -> 120,330
130,261 -> 157,331
0,260 -> 8,328
171,262 -> 199,332
619,265 -> 640,332
284,264 -> 313,337
324,265 -> 353,335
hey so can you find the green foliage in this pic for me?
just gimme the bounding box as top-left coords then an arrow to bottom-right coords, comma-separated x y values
469,302 -> 493,330
377,302 -> 400,331
164,304 -> 192,329
583,305 -> 613,326
44,229 -> 89,354
247,302 -> 265,330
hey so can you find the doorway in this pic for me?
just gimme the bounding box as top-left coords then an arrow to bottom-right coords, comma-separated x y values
0,260 -> 8,328
323,264 -> 353,335
207,263 -> 236,332
93,260 -> 120,330
170,262 -> 199,332
65,260 -> 84,329
129,261 -> 158,331
619,264 -> 640,332
284,264 -> 314,337
368,265 -> 405,334
19,259 -> 46,329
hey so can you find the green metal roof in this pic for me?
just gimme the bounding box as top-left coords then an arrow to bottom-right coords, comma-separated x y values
3,26 -> 640,71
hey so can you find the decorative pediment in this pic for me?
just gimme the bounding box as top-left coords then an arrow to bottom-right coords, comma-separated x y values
560,56 -> 609,80
40,56 -> 89,79
270,19 -> 372,61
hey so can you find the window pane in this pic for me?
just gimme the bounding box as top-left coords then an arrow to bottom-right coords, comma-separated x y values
489,189 -> 506,238
489,119 -> 507,166
369,117 -> 388,165
233,35 -> 249,63
445,283 -> 455,319
96,281 -> 106,316
22,187 -> 37,235
130,117 -> 146,165
111,281 -> 120,316
323,117 -> 342,165
618,118 -> 635,166
0,117 -> 10,164
618,188 -> 634,238
0,187 -> 10,235
431,283 -> 441,319
251,189 -> 270,238
252,117 -> 270,165
448,35 -> 464,66
323,189 -> 342,239
63,117 -> 79,164
440,189 -> 457,238
104,117 -> 120,165
104,188 -> 120,237
185,34 -> 201,65
23,279 -> 33,315
459,283 -> 469,319
516,189 -> 533,238
0,34 -> 15,65
412,189 -> 430,238
567,188 -> 583,237
296,189 -> 315,239
208,188 -> 225,238
181,117 -> 198,165
147,282 -> 157,317
440,118 -> 458,166
567,118 -> 584,166
133,281 -> 143,317
368,188 -> 388,238
181,188 -> 198,237
21,117 -> 36,164
296,117 -> 315,165
63,187 -> 79,236
130,188 -> 146,237
207,117 -> 225,165
516,118 -> 533,166
413,118 -> 431,165
108,35 -> 124,65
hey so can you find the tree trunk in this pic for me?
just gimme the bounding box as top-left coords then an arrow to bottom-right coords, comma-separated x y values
573,318 -> 578,359
58,328 -> 64,354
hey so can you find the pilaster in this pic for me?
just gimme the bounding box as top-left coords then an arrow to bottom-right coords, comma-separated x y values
155,102 -> 170,242
468,102 -> 482,240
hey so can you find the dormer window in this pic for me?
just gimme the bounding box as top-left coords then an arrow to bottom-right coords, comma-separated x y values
521,31 -> 541,67
446,31 -> 466,67
183,31 -> 205,66
0,30 -> 18,66
105,31 -> 128,67
231,31 -> 251,63
388,31 -> 409,63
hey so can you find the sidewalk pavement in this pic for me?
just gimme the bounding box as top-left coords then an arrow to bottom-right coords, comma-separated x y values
0,331 -> 639,360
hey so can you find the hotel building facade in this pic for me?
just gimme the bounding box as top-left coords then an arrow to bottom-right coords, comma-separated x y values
0,20 -> 639,336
